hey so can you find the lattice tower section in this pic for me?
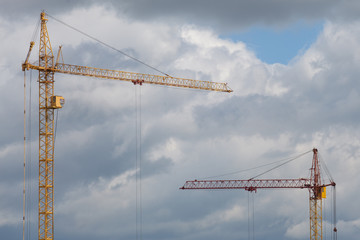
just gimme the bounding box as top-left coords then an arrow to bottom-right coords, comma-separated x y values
38,12 -> 55,240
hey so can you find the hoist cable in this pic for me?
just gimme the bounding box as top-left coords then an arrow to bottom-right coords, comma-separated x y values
46,13 -> 170,77
26,70 -> 33,240
135,86 -> 143,240
247,191 -> 255,240
54,109 -> 59,152
324,190 -> 327,240
139,86 -> 143,240
247,192 -> 250,240
135,86 -> 139,240
22,69 -> 34,240
333,185 -> 337,240
23,69 -> 27,240
252,192 -> 255,240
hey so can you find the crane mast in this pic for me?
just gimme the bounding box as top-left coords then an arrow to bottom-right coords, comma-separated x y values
181,148 -> 336,240
37,12 -> 55,240
309,148 -> 324,240
22,12 -> 232,240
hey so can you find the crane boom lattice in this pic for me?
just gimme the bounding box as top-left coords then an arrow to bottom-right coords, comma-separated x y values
38,12 -> 55,240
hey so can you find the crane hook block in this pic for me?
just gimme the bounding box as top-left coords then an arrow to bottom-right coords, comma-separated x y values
50,96 -> 65,109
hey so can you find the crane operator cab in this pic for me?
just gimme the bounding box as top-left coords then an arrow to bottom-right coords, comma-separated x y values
50,96 -> 65,109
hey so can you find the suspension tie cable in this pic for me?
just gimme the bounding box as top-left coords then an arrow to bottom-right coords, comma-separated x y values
248,149 -> 313,180
200,149 -> 313,180
31,17 -> 41,43
46,13 -> 170,77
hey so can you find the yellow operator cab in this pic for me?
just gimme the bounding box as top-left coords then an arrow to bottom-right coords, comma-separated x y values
50,96 -> 65,109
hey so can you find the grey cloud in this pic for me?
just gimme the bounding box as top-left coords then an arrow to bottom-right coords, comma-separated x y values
3,0 -> 360,32
112,0 -> 336,29
0,0 -> 88,20
107,0 -> 360,32
193,60 -> 360,138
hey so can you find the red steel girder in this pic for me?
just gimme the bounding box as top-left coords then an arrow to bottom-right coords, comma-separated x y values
180,178 -> 335,192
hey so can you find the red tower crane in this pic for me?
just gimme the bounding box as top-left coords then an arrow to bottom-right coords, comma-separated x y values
180,148 -> 337,240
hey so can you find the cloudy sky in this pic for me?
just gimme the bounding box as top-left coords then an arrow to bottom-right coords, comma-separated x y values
1,1 -> 360,240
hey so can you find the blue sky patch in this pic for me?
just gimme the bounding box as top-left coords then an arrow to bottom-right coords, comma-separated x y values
223,21 -> 324,64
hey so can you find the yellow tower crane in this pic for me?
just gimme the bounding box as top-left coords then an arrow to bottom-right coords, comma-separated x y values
22,12 -> 232,240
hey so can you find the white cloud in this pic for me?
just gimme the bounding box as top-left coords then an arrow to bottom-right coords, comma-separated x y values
148,137 -> 183,163
56,169 -> 137,235
285,220 -> 308,239
174,25 -> 288,97
194,203 -> 247,229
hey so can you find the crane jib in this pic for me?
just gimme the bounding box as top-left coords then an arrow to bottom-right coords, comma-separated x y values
25,62 -> 233,92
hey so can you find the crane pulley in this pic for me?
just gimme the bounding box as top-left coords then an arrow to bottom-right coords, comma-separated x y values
22,11 -> 232,240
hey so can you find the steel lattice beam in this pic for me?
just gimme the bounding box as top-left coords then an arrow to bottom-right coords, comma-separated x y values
38,12 -> 55,240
